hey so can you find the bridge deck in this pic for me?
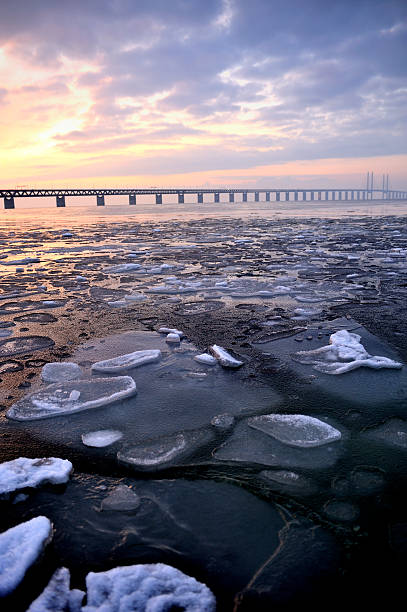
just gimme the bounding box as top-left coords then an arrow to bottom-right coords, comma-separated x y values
0,187 -> 404,198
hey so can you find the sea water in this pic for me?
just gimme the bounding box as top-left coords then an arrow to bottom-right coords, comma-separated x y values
1,199 -> 407,609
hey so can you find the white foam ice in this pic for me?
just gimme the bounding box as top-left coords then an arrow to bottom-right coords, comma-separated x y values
82,563 -> 216,612
158,327 -> 184,337
292,329 -> 403,374
105,263 -> 142,273
82,430 -> 123,447
293,307 -> 323,317
41,362 -> 83,383
194,353 -> 217,366
0,516 -> 53,596
107,300 -> 127,308
210,345 -> 243,368
7,376 -> 137,421
91,349 -> 161,373
248,414 -> 342,448
27,567 -> 84,612
166,332 -> 180,343
0,457 -> 73,497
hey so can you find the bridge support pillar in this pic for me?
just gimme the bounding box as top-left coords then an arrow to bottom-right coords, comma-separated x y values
338,191 -> 342,200
198,193 -> 203,204
265,192 -> 270,201
129,194 -> 136,205
229,192 -> 234,203
276,192 -> 280,201
351,191 -> 354,200
56,195 -> 66,207
332,191 -> 336,201
97,194 -> 105,206
310,191 -> 314,201
318,192 -> 321,201
255,192 -> 259,202
243,192 -> 247,202
345,191 -> 348,200
285,192 -> 289,201
294,192 -> 298,201
325,191 -> 329,200
178,193 -> 184,204
302,191 -> 306,201
156,193 -> 162,205
357,191 -> 360,200
214,192 -> 219,203
4,196 -> 15,209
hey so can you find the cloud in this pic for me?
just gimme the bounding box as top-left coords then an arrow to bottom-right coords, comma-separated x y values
1,0 -> 406,184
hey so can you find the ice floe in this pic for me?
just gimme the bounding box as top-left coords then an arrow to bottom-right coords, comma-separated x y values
165,332 -> 180,343
124,293 -> 147,302
213,420 -> 342,469
118,429 -> 214,471
211,413 -> 235,430
7,376 -> 137,420
82,430 -> 123,447
100,485 -> 141,511
91,349 -> 161,373
41,362 -> 83,383
260,470 -> 318,496
292,329 -> 403,374
363,418 -> 407,449
0,457 -> 72,497
248,414 -> 342,448
42,300 -> 62,307
0,516 -> 53,596
82,563 -> 215,612
194,353 -> 217,366
324,500 -> 360,523
210,344 -> 243,368
105,263 -> 142,273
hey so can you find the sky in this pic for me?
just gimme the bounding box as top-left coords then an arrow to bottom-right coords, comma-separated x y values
0,0 -> 406,190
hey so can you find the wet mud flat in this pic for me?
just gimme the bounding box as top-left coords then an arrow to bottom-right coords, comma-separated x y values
1,213 -> 407,610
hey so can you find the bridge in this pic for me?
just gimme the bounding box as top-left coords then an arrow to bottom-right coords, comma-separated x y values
1,187 -> 406,209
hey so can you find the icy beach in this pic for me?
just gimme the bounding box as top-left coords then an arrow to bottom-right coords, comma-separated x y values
1,204 -> 407,610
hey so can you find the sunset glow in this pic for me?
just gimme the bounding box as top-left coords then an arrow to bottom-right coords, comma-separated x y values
1,1 -> 406,189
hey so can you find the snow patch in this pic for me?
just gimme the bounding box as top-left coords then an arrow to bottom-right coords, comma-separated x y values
0,457 -> 72,497
292,329 -> 402,374
0,517 -> 53,596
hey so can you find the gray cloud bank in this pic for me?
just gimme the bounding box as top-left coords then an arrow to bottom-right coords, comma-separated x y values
1,0 -> 406,176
